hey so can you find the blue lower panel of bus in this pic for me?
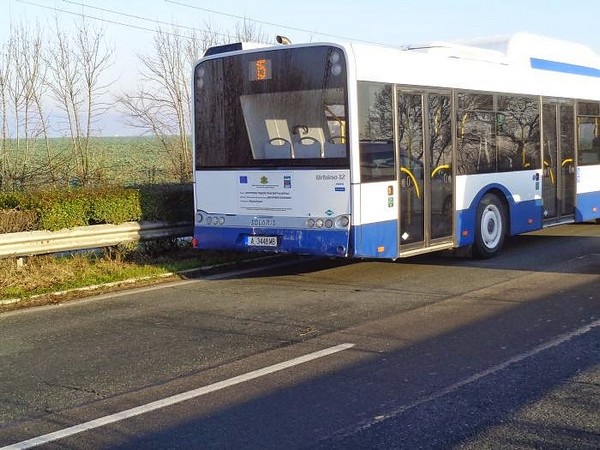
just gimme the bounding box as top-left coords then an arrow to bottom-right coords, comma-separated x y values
456,196 -> 542,247
352,220 -> 398,259
576,192 -> 600,221
194,226 -> 350,257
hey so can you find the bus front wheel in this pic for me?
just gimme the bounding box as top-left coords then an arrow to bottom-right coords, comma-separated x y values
474,193 -> 506,259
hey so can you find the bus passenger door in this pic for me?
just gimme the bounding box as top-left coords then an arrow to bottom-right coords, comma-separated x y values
542,101 -> 575,223
397,90 -> 453,253
397,91 -> 425,247
428,94 -> 453,242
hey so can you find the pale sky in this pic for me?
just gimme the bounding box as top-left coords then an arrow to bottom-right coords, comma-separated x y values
4,0 -> 599,51
2,0 -> 600,135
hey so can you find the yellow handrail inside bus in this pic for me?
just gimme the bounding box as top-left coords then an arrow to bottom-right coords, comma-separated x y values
431,164 -> 451,178
324,104 -> 346,142
401,167 -> 421,199
561,158 -> 574,167
543,160 -> 555,185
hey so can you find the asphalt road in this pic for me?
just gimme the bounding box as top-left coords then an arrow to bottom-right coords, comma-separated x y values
1,223 -> 599,449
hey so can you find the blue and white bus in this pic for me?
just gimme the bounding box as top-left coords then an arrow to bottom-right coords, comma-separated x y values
192,33 -> 600,259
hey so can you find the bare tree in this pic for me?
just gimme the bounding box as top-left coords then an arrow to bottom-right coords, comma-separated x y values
46,16 -> 113,186
0,23 -> 50,190
234,19 -> 269,43
118,27 -> 202,183
119,21 -> 269,183
0,38 -> 10,189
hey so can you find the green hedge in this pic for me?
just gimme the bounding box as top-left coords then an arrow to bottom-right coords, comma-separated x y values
0,184 -> 193,232
138,184 -> 194,223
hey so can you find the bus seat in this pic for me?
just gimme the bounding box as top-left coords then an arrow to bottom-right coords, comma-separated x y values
324,143 -> 346,158
294,137 -> 322,158
264,137 -> 292,159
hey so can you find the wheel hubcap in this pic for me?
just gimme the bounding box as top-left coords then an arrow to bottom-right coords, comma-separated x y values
481,205 -> 502,249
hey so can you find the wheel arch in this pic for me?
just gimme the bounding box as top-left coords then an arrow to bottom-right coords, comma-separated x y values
456,183 -> 514,248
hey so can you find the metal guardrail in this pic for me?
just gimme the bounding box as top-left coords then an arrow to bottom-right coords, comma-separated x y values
0,221 -> 193,259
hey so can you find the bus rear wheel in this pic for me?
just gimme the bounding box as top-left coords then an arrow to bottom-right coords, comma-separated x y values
474,193 -> 506,259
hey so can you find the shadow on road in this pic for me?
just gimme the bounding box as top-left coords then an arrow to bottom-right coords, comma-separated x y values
185,223 -> 599,279
111,275 -> 599,449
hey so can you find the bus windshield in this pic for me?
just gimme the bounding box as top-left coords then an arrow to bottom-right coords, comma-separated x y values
194,45 -> 349,169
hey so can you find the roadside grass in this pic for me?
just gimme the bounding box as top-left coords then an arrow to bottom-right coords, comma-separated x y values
0,242 -> 247,310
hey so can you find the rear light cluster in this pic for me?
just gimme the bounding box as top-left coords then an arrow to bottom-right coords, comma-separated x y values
197,212 -> 350,229
306,215 -> 350,229
199,215 -> 226,225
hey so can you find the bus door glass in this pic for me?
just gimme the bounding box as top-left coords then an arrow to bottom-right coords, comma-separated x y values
397,91 -> 425,246
560,104 -> 576,217
396,90 -> 453,249
428,94 -> 453,240
542,101 -> 575,222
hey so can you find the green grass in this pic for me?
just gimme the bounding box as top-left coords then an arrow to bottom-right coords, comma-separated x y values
84,136 -> 180,185
0,243 -> 247,307
1,135 -> 183,188
0,258 -> 165,299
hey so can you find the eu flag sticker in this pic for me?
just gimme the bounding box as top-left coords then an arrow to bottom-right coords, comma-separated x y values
239,176 -> 248,184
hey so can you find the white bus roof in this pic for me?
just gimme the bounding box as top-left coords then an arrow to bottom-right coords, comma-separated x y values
347,33 -> 600,101
423,32 -> 600,69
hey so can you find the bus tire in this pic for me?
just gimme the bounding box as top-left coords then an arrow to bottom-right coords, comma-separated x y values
474,193 -> 506,259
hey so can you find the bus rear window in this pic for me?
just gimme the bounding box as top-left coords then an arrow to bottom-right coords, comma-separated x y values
194,46 -> 349,169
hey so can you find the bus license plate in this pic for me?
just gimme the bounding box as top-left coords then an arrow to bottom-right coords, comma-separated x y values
247,236 -> 278,247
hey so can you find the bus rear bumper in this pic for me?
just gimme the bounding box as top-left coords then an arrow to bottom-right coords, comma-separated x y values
193,226 -> 350,257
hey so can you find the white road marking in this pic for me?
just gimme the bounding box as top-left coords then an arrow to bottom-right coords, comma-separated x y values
2,343 -> 355,450
337,318 -> 600,439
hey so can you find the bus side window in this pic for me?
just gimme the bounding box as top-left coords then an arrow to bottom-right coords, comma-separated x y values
578,117 -> 600,165
358,82 -> 394,181
360,141 -> 395,181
